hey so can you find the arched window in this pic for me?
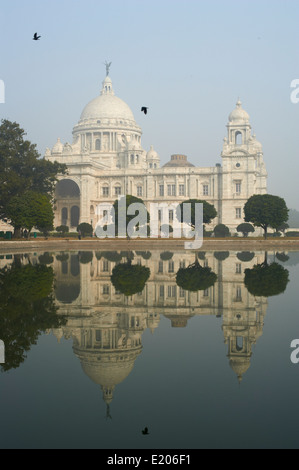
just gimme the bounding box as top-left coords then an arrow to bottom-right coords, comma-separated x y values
102,186 -> 109,197
235,131 -> 242,145
95,139 -> 101,150
236,336 -> 244,352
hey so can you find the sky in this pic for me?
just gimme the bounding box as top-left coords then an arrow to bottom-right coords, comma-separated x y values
1,0 -> 299,209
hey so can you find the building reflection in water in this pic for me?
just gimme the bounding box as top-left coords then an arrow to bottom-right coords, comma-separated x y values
45,249 -> 269,408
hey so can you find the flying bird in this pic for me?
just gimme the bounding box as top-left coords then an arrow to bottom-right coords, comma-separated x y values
142,427 -> 149,435
33,33 -> 41,40
141,107 -> 148,115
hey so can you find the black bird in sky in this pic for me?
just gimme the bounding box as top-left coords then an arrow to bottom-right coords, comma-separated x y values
141,107 -> 148,115
33,33 -> 41,40
142,427 -> 149,435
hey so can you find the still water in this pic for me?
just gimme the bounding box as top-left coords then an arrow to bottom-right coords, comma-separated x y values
0,248 -> 299,449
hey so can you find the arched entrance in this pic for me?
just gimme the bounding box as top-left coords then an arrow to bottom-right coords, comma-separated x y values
55,179 -> 80,230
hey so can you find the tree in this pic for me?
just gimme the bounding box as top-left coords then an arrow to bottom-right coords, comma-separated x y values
176,199 -> 217,230
276,222 -> 289,234
160,251 -> 173,261
0,261 -> 66,371
237,252 -> 255,262
0,120 -> 67,234
100,251 -> 122,263
112,195 -> 150,237
237,223 -> 255,237
244,261 -> 289,297
275,252 -> 290,263
77,222 -> 93,237
214,224 -> 230,238
214,251 -> 230,261
176,257 -> 217,292
56,253 -> 69,262
56,225 -> 69,237
38,252 -> 54,265
111,262 -> 150,296
6,191 -> 54,237
79,251 -> 93,264
135,251 -> 152,260
244,194 -> 289,239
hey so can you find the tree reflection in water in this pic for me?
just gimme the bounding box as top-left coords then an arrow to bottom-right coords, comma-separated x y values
111,251 -> 150,296
176,253 -> 217,292
244,253 -> 289,297
0,256 -> 66,371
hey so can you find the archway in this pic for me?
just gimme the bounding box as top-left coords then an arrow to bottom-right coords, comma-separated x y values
235,131 -> 242,145
55,179 -> 80,198
55,179 -> 80,229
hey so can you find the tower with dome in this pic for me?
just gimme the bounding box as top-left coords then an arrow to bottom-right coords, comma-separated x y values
45,68 -> 267,233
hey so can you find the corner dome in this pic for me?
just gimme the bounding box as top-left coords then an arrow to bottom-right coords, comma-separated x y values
52,138 -> 63,154
229,99 -> 250,123
80,76 -> 136,122
147,145 -> 159,160
249,133 -> 262,149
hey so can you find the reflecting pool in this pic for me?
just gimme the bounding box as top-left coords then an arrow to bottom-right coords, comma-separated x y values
0,249 -> 299,449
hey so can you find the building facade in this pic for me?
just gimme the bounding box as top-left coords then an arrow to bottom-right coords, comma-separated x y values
45,71 -> 267,233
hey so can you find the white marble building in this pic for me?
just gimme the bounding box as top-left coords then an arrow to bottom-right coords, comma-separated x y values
45,70 -> 267,233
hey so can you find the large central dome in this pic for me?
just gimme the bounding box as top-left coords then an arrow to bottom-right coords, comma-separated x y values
80,76 -> 135,122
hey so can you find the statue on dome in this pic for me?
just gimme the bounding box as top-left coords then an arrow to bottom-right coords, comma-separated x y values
104,61 -> 112,76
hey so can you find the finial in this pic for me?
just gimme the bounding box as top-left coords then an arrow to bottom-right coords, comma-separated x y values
104,60 -> 112,76
236,97 -> 242,107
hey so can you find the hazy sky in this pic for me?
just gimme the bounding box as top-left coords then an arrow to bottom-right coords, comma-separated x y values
1,0 -> 299,209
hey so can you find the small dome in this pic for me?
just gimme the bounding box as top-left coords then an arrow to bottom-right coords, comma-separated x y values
249,133 -> 262,149
229,99 -> 250,123
229,358 -> 251,383
147,145 -> 159,160
52,138 -> 63,154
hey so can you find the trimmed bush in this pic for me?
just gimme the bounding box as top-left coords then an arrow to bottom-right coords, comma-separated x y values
160,251 -> 174,261
214,251 -> 230,261
214,224 -> 230,238
237,252 -> 255,262
285,231 -> 299,237
56,225 -> 69,236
